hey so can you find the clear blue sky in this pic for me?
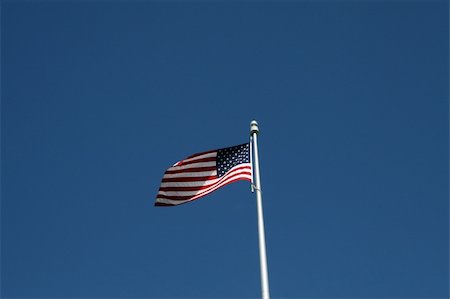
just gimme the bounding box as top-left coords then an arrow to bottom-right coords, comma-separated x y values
2,1 -> 449,298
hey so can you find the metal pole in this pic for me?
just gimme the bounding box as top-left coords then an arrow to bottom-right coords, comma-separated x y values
250,120 -> 270,299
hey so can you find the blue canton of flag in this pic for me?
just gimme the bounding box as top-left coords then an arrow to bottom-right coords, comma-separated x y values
217,143 -> 250,177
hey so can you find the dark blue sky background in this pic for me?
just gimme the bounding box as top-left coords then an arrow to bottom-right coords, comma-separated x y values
1,1 -> 449,298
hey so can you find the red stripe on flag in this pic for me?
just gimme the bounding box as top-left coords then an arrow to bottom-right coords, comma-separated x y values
178,157 -> 216,166
184,149 -> 216,159
188,176 -> 251,201
156,177 -> 251,202
159,165 -> 251,192
161,175 -> 218,183
159,171 -> 252,192
164,166 -> 217,174
154,202 -> 175,207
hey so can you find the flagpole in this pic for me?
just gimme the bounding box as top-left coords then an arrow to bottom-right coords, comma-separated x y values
250,120 -> 270,299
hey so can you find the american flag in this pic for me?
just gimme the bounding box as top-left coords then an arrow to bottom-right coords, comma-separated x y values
155,143 -> 252,206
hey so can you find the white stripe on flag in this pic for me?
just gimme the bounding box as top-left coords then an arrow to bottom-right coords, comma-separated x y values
158,164 -> 251,197
163,170 -> 217,179
160,167 -> 251,188
166,161 -> 216,172
156,172 -> 251,205
181,152 -> 217,164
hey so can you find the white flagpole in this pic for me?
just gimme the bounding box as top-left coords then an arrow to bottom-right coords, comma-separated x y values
250,120 -> 270,299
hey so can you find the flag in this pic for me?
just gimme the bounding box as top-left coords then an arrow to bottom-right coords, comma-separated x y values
155,143 -> 252,206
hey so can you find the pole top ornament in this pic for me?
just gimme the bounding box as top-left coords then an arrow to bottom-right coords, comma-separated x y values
250,120 -> 259,135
